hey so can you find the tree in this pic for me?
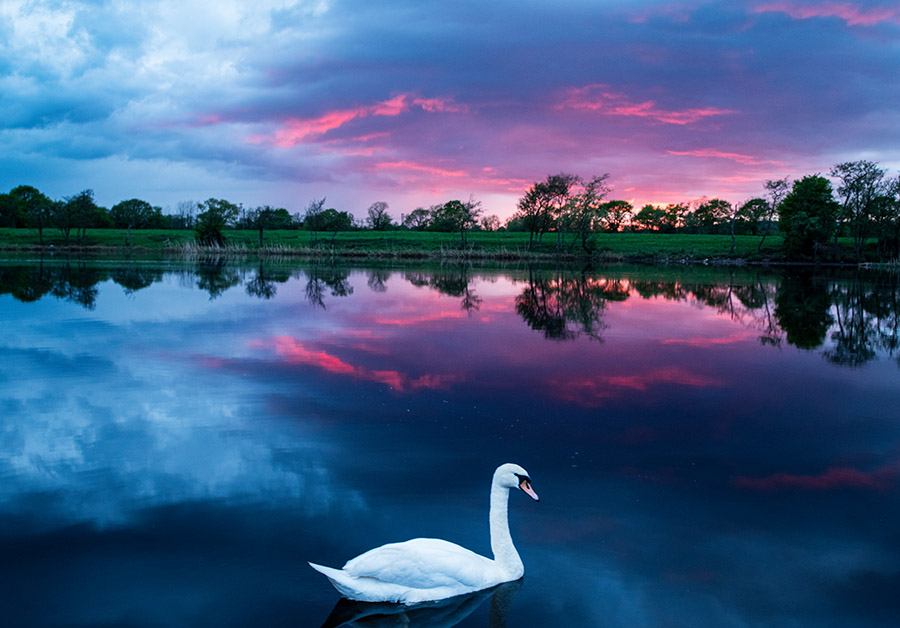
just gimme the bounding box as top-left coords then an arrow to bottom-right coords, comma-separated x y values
318,208 -> 354,244
761,178 -> 789,253
402,207 -> 432,231
565,174 -> 611,252
366,201 -> 394,230
778,175 -> 840,258
632,204 -> 666,231
110,198 -> 154,246
830,160 -> 887,256
246,205 -> 290,247
0,193 -> 25,227
194,198 -> 240,246
10,186 -> 53,243
430,197 -> 482,246
60,189 -> 97,244
514,173 -> 578,249
601,200 -> 632,232
876,175 -> 900,258
303,197 -> 327,243
480,214 -> 500,231
53,198 -> 78,244
688,198 -> 731,234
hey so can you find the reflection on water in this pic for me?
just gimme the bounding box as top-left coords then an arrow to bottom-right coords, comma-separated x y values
2,260 -> 899,365
1,259 -> 899,628
319,580 -> 520,628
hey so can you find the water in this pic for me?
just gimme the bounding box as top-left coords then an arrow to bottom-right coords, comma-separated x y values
1,260 -> 898,627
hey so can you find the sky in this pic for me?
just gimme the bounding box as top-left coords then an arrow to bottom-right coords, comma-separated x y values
2,0 -> 899,222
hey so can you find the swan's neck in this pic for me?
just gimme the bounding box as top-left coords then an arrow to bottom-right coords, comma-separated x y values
489,482 -> 523,579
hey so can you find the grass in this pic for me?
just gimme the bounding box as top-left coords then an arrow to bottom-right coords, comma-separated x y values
0,227 -> 861,265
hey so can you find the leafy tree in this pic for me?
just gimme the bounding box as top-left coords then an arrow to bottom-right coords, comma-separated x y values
194,198 -> 240,246
10,185 -> 53,243
514,173 -> 577,249
601,200 -> 632,232
876,175 -> 900,258
56,189 -> 97,244
430,197 -> 482,246
688,198 -> 731,234
737,198 -> 769,234
110,198 -> 154,246
480,214 -> 501,232
402,208 -> 432,231
303,197 -> 327,243
316,208 -> 354,244
778,175 -> 840,258
632,204 -> 666,231
565,174 -> 611,252
366,201 -> 394,230
759,177 -> 789,252
53,199 -> 77,244
830,160 -> 886,255
245,206 -> 291,247
0,193 -> 25,227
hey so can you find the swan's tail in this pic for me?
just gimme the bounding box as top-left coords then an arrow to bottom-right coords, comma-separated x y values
309,562 -> 360,600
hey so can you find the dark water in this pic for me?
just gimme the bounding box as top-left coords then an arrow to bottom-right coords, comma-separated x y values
1,259 -> 898,628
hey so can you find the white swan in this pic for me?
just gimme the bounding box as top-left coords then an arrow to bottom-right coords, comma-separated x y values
309,463 -> 539,605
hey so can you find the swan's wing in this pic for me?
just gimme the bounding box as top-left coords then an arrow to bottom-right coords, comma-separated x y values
343,538 -> 497,590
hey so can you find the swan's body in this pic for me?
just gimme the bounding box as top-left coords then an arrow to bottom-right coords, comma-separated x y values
309,463 -> 539,605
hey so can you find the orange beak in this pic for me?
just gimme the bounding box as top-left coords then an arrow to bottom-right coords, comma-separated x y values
520,478 -> 539,501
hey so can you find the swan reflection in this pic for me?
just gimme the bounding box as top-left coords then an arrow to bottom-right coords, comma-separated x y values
318,580 -> 522,628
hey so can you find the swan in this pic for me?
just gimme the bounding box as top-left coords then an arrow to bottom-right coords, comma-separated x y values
309,463 -> 539,605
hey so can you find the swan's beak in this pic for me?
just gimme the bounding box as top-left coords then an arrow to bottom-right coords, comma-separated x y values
519,478 -> 539,502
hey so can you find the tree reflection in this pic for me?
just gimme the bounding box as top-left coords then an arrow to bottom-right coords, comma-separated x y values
516,267 -> 623,340
825,271 -> 900,366
194,259 -> 241,300
404,264 -> 482,315
304,262 -> 354,309
2,261 -> 899,367
245,261 -> 292,300
110,264 -> 163,295
774,272 -> 834,350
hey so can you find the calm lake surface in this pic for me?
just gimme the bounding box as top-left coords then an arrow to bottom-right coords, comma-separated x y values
1,259 -> 898,628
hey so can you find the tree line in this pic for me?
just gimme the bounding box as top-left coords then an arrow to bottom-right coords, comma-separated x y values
2,159 -> 899,258
507,160 -> 900,259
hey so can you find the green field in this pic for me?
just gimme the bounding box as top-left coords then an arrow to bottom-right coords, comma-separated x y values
0,227 -> 845,264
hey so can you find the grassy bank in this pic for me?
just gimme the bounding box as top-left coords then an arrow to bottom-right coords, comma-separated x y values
0,227 -> 836,264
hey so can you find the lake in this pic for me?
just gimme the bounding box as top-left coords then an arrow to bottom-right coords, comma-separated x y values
1,259 -> 898,628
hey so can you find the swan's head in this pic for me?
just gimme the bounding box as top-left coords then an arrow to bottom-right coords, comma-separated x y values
494,463 -> 539,501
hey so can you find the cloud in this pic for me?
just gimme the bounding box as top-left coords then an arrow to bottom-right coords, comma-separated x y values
557,84 -> 736,125
753,1 -> 900,26
666,149 -> 783,166
257,335 -> 464,392
246,94 -> 466,147
551,366 -> 723,407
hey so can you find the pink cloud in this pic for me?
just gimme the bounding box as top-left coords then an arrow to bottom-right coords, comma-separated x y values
262,336 -> 463,392
667,149 -> 783,166
247,93 -> 465,147
735,466 -> 894,491
558,84 -> 735,125
753,1 -> 900,26
375,161 -> 467,178
552,366 -> 722,407
661,330 -> 757,347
